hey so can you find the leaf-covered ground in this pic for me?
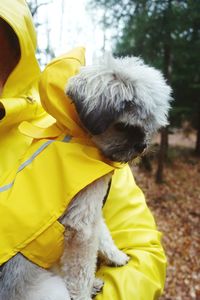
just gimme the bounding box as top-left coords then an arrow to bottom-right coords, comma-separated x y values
132,147 -> 200,300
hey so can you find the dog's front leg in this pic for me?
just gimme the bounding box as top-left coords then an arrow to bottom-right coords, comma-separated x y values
60,174 -> 112,300
61,223 -> 99,300
98,217 -> 129,266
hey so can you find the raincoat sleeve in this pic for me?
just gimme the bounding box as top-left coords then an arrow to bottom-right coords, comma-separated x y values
0,96 -> 42,125
96,165 -> 166,300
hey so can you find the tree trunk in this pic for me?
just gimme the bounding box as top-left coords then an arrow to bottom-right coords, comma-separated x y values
195,112 -> 200,156
156,127 -> 168,183
141,155 -> 152,172
155,0 -> 172,183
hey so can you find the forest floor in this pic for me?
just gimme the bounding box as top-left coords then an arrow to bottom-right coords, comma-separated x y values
132,133 -> 200,300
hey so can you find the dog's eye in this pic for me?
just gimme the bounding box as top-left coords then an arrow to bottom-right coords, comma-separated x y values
114,123 -> 126,131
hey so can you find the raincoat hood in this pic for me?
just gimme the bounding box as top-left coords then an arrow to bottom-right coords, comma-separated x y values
0,0 -> 39,98
19,47 -> 88,140
39,47 -> 86,138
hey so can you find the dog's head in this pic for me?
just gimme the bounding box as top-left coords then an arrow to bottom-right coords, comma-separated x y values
66,55 -> 172,163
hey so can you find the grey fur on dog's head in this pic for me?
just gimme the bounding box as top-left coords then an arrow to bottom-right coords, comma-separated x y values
66,54 -> 172,162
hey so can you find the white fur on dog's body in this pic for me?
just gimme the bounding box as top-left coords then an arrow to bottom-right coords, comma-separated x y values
0,55 -> 171,300
0,253 -> 70,300
25,275 -> 70,300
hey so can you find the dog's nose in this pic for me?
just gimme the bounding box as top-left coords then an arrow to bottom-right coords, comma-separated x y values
134,143 -> 147,153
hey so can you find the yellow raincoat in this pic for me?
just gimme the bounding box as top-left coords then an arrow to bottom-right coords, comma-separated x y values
0,1 -> 167,299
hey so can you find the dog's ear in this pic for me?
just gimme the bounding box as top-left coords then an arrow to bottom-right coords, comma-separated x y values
68,89 -> 121,135
78,94 -> 123,135
66,70 -> 137,135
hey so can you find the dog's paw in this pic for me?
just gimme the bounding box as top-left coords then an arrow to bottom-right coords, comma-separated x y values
105,249 -> 130,267
26,275 -> 70,300
92,278 -> 104,297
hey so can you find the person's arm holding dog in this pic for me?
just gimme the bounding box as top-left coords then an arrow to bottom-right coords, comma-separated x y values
96,165 -> 166,300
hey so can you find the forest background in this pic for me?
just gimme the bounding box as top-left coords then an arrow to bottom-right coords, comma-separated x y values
28,1 -> 200,299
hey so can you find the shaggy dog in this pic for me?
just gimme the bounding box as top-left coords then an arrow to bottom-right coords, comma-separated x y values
0,55 -> 171,300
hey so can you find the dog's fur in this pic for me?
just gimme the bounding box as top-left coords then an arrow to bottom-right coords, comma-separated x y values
0,55 -> 171,300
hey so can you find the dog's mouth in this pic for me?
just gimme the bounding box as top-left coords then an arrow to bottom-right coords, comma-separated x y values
105,144 -> 147,163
